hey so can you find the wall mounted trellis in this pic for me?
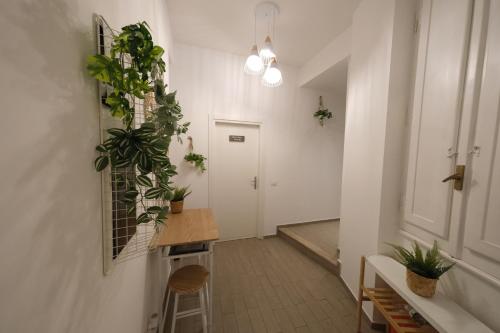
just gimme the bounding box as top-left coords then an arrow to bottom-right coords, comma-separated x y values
95,15 -> 158,275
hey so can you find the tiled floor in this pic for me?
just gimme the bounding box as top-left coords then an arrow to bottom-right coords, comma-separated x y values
278,221 -> 339,263
163,237 -> 379,333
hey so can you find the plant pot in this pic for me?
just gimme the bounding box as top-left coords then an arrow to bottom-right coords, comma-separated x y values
170,200 -> 184,214
406,269 -> 437,297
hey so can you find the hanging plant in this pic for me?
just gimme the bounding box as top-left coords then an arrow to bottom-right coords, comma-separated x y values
87,22 -> 190,227
184,152 -> 207,172
313,96 -> 333,126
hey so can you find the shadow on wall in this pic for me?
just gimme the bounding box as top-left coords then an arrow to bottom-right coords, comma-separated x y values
0,1 -> 157,332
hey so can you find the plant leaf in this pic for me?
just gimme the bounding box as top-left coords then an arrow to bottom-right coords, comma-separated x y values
94,156 -> 109,171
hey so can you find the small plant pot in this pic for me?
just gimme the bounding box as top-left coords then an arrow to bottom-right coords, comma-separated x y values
406,269 -> 437,297
170,200 -> 184,214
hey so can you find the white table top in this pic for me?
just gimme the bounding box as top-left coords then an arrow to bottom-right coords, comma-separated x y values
366,255 -> 494,333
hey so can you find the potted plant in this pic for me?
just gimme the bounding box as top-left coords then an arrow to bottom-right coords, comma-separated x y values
170,186 -> 192,214
388,241 -> 454,297
313,96 -> 333,126
184,152 -> 207,172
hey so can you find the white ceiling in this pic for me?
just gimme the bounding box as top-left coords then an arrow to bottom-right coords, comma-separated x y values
303,57 -> 349,94
166,0 -> 360,67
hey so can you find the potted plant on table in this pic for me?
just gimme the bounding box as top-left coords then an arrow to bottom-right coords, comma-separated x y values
170,186 -> 192,214
388,241 -> 454,297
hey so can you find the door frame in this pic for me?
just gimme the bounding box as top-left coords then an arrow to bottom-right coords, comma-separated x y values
208,115 -> 265,239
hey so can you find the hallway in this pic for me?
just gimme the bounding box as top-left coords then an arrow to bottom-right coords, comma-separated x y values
164,237 -> 377,333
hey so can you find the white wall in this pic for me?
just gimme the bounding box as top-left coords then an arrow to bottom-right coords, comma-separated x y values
298,27 -> 351,88
0,1 -> 172,332
338,0 -> 415,320
340,1 -> 500,331
169,43 -> 346,236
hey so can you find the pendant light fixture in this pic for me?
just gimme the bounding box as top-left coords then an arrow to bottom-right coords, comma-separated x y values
259,36 -> 276,65
244,44 -> 264,75
244,9 -> 264,75
262,58 -> 282,87
244,1 -> 282,87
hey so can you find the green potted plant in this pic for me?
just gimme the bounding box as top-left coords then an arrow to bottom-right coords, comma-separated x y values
388,241 -> 454,297
184,152 -> 207,172
313,96 -> 333,126
170,186 -> 192,214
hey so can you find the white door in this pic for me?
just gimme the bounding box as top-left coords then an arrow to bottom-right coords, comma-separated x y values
212,122 -> 259,240
404,0 -> 473,239
463,1 -> 500,265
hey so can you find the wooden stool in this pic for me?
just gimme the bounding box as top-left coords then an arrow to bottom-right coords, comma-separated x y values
161,265 -> 209,333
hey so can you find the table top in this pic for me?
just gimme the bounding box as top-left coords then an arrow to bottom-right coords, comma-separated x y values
367,255 -> 494,333
155,208 -> 219,247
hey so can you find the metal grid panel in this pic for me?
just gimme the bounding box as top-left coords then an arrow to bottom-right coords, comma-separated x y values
96,15 -> 158,274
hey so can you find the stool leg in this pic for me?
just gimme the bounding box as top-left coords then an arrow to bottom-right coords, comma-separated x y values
204,282 -> 210,319
160,288 -> 171,333
171,293 -> 179,333
199,289 -> 208,333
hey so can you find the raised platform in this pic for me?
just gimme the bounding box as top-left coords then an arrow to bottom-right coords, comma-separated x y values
277,220 -> 339,275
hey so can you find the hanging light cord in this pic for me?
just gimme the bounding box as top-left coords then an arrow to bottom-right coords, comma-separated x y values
272,7 -> 276,40
254,9 -> 257,44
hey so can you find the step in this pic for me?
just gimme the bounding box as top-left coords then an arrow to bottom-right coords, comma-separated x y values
277,226 -> 339,275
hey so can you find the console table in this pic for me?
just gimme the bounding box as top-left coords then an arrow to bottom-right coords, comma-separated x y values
357,255 -> 494,333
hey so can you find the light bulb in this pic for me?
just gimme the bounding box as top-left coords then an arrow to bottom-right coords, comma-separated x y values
259,36 -> 276,65
244,45 -> 264,75
262,59 -> 282,88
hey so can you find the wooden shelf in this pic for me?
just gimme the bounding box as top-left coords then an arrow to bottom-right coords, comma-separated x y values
357,255 -> 494,333
362,287 -> 436,333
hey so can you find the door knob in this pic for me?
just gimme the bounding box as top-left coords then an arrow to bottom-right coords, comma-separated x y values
442,165 -> 465,191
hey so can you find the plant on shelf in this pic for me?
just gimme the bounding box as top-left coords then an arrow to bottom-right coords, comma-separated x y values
170,186 -> 192,214
313,96 -> 333,126
388,241 -> 454,297
87,22 -> 191,228
184,152 -> 207,172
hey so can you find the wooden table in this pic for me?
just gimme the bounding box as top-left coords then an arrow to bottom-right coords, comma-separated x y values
153,208 -> 219,332
155,208 -> 219,247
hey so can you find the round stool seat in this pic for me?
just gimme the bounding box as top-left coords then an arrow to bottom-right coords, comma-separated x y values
168,265 -> 209,295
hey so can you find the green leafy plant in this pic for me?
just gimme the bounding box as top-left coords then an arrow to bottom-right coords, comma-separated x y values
388,241 -> 455,279
88,22 -> 191,227
171,186 -> 192,202
184,152 -> 207,172
313,96 -> 332,126
313,108 -> 333,126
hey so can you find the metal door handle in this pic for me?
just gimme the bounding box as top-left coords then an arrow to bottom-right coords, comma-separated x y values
442,165 -> 465,191
251,176 -> 257,190
442,174 -> 462,182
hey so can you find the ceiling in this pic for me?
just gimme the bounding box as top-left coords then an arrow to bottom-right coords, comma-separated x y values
166,0 -> 360,67
303,57 -> 349,94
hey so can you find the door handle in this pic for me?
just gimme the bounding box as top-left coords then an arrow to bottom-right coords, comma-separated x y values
442,165 -> 465,191
251,176 -> 257,190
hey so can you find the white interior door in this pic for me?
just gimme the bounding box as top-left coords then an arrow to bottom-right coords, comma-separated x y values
463,1 -> 500,265
212,122 -> 259,240
404,0 -> 473,239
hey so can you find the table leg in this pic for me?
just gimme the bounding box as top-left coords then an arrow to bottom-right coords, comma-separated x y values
209,241 -> 214,331
158,247 -> 164,330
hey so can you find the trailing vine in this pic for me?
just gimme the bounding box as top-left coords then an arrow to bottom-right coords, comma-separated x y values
87,22 -> 190,227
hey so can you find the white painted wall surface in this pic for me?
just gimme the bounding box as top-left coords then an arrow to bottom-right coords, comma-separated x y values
338,0 -> 415,319
340,0 -> 500,330
0,1 -> 172,332
298,27 -> 351,88
169,43 -> 346,236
